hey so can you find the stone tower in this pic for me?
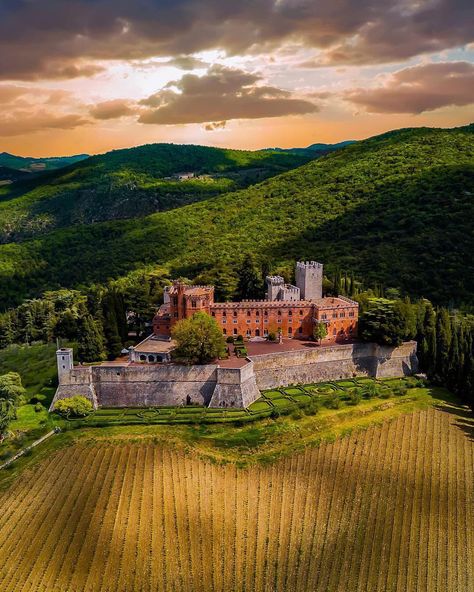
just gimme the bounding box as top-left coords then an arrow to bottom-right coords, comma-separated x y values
266,275 -> 285,301
56,348 -> 73,384
295,261 -> 323,300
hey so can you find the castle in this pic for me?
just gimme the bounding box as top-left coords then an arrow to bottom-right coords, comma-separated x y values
151,261 -> 358,344
50,260 -> 418,410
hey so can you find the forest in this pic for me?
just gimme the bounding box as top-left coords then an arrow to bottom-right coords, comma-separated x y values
0,125 -> 472,310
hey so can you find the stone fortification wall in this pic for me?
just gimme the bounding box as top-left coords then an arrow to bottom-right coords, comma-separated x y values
250,341 -> 418,390
209,362 -> 260,408
51,341 -> 418,410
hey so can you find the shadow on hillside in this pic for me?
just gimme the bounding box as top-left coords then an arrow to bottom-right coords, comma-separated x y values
263,164 -> 474,305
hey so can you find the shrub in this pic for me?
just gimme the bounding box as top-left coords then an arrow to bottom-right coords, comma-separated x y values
267,332 -> 277,342
304,401 -> 320,416
54,396 -> 94,418
226,336 -> 235,344
34,403 -> 43,413
324,394 -> 341,409
235,335 -> 244,344
290,409 -> 303,420
348,391 -> 362,406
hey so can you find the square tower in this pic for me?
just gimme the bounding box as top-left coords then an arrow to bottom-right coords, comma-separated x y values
56,348 -> 73,384
266,275 -> 285,301
295,261 -> 323,300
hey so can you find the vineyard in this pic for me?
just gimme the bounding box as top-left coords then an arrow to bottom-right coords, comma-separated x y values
0,406 -> 472,591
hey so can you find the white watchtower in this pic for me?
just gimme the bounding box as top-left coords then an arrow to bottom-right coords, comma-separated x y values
56,348 -> 73,384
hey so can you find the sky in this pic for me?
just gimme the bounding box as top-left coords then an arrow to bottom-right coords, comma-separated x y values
0,0 -> 473,156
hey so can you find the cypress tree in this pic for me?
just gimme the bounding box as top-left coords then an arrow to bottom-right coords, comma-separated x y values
236,254 -> 261,300
436,308 -> 452,381
78,314 -> 105,363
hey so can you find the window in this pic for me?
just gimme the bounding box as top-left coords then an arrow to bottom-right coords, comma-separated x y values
340,312 -> 345,318
298,327 -> 302,334
191,300 -> 196,308
247,319 -> 251,324
349,311 -> 355,318
288,327 -> 292,334
223,311 -> 227,317
264,329 -> 268,336
321,313 -> 327,320
278,310 -> 282,316
333,328 -> 337,335
288,310 -> 292,316
233,328 -> 237,335
223,329 -> 227,335
264,310 -> 268,316
255,329 -> 260,336
233,311 -> 237,317
299,310 -> 303,315
246,329 -> 251,336
233,319 -> 237,324
211,312 -> 215,316
140,355 -> 147,361
333,313 -> 337,319
264,319 -> 268,323
247,311 -> 251,317
277,319 -> 282,323
222,319 -> 226,324
256,310 -> 260,317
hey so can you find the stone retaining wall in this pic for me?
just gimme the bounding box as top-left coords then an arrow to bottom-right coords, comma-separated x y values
51,341 -> 418,409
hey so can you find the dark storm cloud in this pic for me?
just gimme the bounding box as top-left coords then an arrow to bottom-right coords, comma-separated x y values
345,61 -> 474,114
0,0 -> 472,80
137,65 -> 318,125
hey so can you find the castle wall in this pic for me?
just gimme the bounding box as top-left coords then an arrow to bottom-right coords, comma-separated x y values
250,341 -> 418,390
51,342 -> 418,410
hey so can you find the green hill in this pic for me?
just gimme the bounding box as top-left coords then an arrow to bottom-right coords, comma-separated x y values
0,144 -> 311,242
0,152 -> 88,172
0,125 -> 472,309
0,166 -> 31,183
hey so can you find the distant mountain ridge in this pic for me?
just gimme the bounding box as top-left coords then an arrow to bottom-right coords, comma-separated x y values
0,166 -> 31,183
265,140 -> 356,156
0,152 -> 89,172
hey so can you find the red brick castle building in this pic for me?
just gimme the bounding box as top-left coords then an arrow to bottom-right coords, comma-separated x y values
153,261 -> 358,343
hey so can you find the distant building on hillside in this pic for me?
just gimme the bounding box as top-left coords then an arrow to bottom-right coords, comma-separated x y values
175,171 -> 195,181
152,260 -> 358,342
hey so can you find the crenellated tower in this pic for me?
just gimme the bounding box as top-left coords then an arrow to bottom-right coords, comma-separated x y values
295,261 -> 323,301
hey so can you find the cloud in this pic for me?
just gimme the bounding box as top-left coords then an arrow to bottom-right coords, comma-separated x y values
166,56 -> 209,70
138,65 -> 317,125
204,121 -> 227,131
0,1 -> 472,80
89,99 -> 134,120
344,61 -> 474,114
0,112 -> 90,136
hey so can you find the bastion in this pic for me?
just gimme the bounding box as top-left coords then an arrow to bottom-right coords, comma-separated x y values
50,341 -> 418,410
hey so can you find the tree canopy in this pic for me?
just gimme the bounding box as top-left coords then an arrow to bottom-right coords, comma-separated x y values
171,312 -> 226,365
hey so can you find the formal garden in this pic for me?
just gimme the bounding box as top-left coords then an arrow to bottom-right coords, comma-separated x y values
60,376 -> 425,428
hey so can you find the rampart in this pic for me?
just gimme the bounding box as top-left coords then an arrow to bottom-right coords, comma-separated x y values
51,341 -> 418,410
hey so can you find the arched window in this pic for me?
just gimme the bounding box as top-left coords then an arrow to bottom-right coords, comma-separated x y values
223,311 -> 226,317
278,310 -> 282,316
255,329 -> 260,336
223,328 -> 227,335
247,311 -> 251,317
140,354 -> 147,361
191,300 -> 197,308
148,355 -> 155,363
264,310 -> 268,316
288,310 -> 292,316
288,327 -> 292,334
256,310 -> 260,317
233,311 -> 237,317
